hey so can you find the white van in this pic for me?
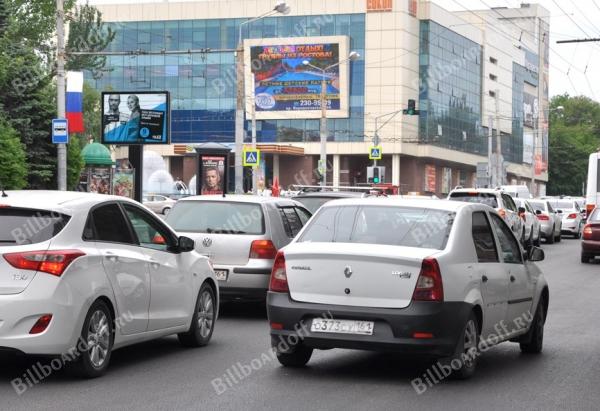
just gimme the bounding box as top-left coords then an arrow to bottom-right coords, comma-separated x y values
585,152 -> 600,216
500,185 -> 532,199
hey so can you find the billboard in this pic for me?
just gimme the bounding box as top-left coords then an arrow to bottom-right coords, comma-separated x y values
244,36 -> 350,120
200,156 -> 226,195
101,91 -> 170,145
523,92 -> 538,128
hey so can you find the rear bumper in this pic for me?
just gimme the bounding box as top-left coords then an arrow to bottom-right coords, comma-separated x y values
582,240 -> 600,255
267,292 -> 472,358
539,222 -> 554,237
561,220 -> 579,233
215,262 -> 272,300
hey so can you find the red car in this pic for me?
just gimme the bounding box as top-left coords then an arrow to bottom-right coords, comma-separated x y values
581,207 -> 600,263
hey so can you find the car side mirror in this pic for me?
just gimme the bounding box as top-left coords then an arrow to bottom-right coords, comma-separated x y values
178,236 -> 195,252
557,209 -> 563,214
535,210 -> 542,215
518,206 -> 526,214
528,246 -> 545,262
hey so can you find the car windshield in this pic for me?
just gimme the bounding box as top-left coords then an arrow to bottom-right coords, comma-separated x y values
449,192 -> 498,208
298,205 -> 455,250
166,201 -> 265,234
548,200 -> 576,210
0,208 -> 70,246
293,197 -> 337,214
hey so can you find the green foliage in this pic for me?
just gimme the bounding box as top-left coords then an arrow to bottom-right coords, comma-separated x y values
67,136 -> 84,190
547,94 -> 600,196
0,116 -> 27,190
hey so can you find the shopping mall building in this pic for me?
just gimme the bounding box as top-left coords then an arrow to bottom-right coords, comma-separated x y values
90,0 -> 550,196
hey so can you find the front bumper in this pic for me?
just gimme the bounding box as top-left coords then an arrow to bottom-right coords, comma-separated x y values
267,292 -> 472,358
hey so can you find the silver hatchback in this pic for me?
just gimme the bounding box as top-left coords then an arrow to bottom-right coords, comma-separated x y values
166,195 -> 312,301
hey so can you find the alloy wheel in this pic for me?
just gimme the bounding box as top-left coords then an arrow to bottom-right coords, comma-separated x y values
197,289 -> 214,338
87,310 -> 110,368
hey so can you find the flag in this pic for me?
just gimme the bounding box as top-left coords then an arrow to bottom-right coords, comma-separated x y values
66,71 -> 84,133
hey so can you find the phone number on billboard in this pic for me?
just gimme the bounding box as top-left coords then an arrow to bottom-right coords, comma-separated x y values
298,100 -> 334,108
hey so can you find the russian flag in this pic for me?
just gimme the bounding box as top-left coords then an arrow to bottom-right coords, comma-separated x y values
66,71 -> 84,133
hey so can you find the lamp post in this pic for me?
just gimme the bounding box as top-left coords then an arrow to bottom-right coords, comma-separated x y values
531,105 -> 563,196
234,2 -> 290,194
303,51 -> 360,186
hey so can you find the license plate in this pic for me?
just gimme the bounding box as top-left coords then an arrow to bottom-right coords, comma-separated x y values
214,269 -> 228,281
310,319 -> 374,336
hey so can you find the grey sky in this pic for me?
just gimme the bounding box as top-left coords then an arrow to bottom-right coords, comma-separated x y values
84,0 -> 600,100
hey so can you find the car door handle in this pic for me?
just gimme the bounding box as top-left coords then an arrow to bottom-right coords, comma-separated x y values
148,259 -> 160,270
481,275 -> 488,283
104,252 -> 119,262
510,275 -> 516,282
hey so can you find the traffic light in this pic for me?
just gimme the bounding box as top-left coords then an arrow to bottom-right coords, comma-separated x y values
373,167 -> 380,183
367,166 -> 385,184
403,99 -> 419,115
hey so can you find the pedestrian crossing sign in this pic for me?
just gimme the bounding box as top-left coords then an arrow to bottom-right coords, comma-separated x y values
369,146 -> 382,160
243,149 -> 260,167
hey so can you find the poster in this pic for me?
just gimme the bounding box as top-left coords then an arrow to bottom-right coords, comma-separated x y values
201,156 -> 225,195
244,36 -> 350,120
425,164 -> 436,193
523,93 -> 538,128
523,131 -> 534,164
89,168 -> 111,195
102,91 -> 169,145
113,170 -> 135,198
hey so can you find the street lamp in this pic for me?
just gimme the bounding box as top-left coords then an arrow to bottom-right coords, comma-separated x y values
531,105 -> 563,196
303,51 -> 360,186
235,2 -> 291,194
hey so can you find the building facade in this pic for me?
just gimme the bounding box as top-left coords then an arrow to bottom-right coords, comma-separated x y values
90,0 -> 550,196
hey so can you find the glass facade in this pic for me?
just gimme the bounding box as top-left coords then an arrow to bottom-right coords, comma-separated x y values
418,20 -> 485,155
90,14 -> 365,143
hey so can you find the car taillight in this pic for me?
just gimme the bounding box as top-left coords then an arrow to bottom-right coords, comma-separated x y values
537,214 -> 550,221
30,314 -> 52,334
412,258 -> 443,302
498,209 -> 507,219
269,251 -> 289,293
250,240 -> 277,259
583,224 -> 593,239
567,213 -> 577,219
3,250 -> 85,277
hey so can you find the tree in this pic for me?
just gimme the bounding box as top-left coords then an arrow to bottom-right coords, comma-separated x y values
547,94 -> 600,196
67,136 -> 84,190
0,117 -> 27,190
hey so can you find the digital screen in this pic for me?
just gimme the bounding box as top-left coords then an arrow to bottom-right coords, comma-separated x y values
101,92 -> 169,145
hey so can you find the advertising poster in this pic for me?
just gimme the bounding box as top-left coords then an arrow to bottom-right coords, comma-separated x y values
89,168 -> 111,195
201,156 -> 225,195
425,164 -> 436,193
244,36 -> 350,120
102,92 -> 169,145
523,131 -> 534,164
523,93 -> 538,128
113,170 -> 135,199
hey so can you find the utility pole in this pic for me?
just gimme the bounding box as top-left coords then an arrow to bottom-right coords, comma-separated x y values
235,42 -> 245,193
373,117 -> 379,167
251,78 -> 258,193
488,115 -> 493,187
494,89 -> 502,186
530,111 -> 538,196
56,0 -> 67,191
319,75 -> 327,186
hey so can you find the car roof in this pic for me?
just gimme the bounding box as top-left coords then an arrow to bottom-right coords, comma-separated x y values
0,190 -> 138,213
449,188 -> 503,195
293,191 -> 365,199
178,194 -> 299,206
319,197 -> 488,213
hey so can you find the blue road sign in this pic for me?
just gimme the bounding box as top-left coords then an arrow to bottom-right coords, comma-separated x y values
369,146 -> 382,160
52,119 -> 69,144
243,149 -> 260,167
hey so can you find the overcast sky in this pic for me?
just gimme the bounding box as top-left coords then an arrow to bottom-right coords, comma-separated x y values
84,0 -> 600,100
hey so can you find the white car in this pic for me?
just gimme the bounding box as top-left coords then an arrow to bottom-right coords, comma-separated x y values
0,191 -> 217,378
547,198 -> 584,239
514,198 -> 542,247
143,194 -> 177,215
267,198 -> 549,378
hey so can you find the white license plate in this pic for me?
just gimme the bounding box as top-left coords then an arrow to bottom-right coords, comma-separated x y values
310,319 -> 374,336
214,269 -> 228,281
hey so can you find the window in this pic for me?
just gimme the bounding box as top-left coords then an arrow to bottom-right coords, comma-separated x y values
279,207 -> 304,238
502,194 -> 517,212
489,73 -> 497,81
472,212 -> 498,263
489,214 -> 522,264
449,192 -> 499,208
489,90 -> 496,98
123,204 -> 174,252
547,202 -> 554,213
0,208 -> 70,246
295,207 -> 312,226
489,56 -> 498,64
86,203 -> 134,244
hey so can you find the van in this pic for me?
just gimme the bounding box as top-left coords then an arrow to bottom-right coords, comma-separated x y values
500,185 -> 532,199
585,152 -> 600,216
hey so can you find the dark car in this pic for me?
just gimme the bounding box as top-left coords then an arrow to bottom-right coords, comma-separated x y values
581,207 -> 600,263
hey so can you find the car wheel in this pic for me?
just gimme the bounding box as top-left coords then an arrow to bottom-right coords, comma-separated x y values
520,298 -> 546,354
163,207 -> 171,216
72,300 -> 113,378
534,229 -> 541,247
178,282 -> 216,347
575,227 -> 581,239
556,233 -> 561,243
450,312 -> 479,379
547,227 -> 555,244
274,344 -> 313,367
581,252 -> 592,263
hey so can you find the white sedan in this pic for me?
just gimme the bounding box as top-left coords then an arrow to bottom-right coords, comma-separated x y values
0,191 -> 217,378
267,198 -> 549,378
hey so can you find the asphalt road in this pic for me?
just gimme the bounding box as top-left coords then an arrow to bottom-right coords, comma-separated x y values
1,237 -> 599,411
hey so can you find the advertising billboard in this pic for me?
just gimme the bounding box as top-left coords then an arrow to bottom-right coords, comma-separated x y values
244,36 -> 350,120
101,91 -> 170,145
200,156 -> 226,195
523,131 -> 534,164
523,92 -> 538,128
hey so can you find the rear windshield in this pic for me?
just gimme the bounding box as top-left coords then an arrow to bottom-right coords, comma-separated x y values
298,205 -> 455,250
165,201 -> 265,235
588,209 -> 600,222
449,192 -> 498,208
293,197 -> 335,214
529,201 -> 546,212
0,208 -> 71,246
548,200 -> 576,210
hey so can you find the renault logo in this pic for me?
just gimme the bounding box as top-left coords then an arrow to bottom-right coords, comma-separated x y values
344,266 -> 353,278
202,238 -> 212,247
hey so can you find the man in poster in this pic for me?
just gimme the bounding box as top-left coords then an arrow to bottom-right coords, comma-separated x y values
103,94 -> 128,140
201,156 -> 225,195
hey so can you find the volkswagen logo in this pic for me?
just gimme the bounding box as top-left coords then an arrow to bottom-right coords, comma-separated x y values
344,266 -> 353,278
202,238 -> 212,248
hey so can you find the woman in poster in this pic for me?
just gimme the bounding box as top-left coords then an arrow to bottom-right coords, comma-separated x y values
126,95 -> 141,140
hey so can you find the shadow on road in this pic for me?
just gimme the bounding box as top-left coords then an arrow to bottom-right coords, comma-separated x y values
219,301 -> 268,319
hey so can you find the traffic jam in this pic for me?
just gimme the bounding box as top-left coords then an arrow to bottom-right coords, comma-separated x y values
2,182 -> 594,386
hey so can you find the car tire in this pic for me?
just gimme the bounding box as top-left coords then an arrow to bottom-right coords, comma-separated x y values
520,298 -> 546,354
275,344 -> 313,367
450,312 -> 480,380
72,299 -> 114,378
581,252 -> 592,263
162,207 -> 171,216
547,227 -> 555,244
178,282 -> 216,347
534,229 -> 541,247
575,227 -> 581,239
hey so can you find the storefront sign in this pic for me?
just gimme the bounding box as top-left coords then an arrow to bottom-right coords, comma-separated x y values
367,0 -> 393,12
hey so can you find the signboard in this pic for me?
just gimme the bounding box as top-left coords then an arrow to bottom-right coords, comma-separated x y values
523,93 -> 538,128
245,36 -> 350,120
243,149 -> 260,167
52,118 -> 69,144
101,91 -> 170,145
369,146 -> 382,160
200,155 -> 226,195
425,164 -> 436,193
367,0 -> 393,12
523,131 -> 534,164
